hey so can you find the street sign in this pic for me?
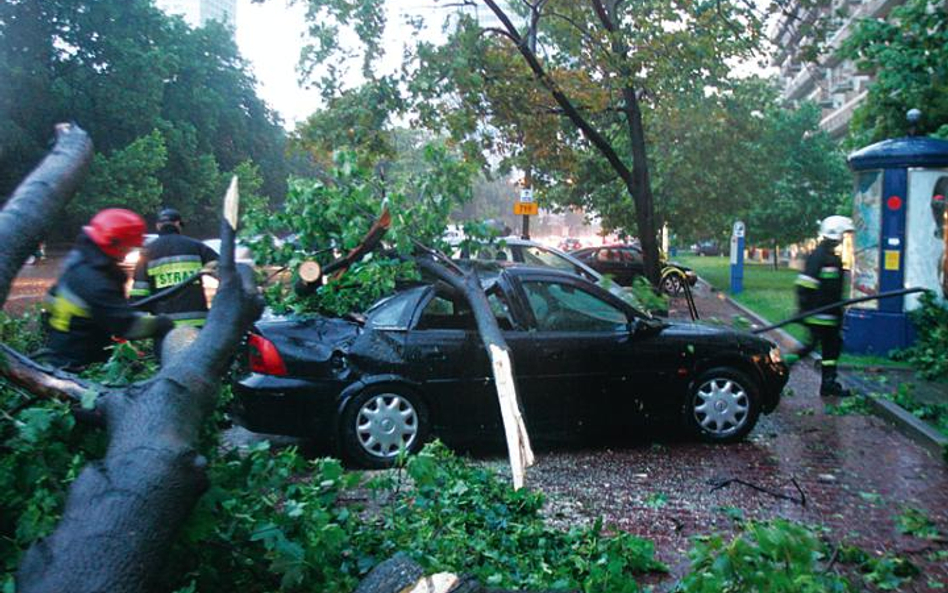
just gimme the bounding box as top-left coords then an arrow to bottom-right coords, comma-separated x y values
732,220 -> 745,238
513,202 -> 539,216
520,188 -> 534,203
730,220 -> 745,294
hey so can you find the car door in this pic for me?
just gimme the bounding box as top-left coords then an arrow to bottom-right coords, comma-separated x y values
591,248 -> 628,285
620,247 -> 647,285
403,285 -> 536,444
514,277 -> 635,441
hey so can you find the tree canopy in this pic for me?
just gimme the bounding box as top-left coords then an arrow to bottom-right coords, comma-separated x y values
0,0 -> 287,235
841,0 -> 948,146
288,0 -> 773,283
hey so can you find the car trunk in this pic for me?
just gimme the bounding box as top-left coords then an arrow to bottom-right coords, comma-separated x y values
253,316 -> 362,378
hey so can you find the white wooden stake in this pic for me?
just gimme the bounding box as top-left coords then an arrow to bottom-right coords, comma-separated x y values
488,344 -> 535,489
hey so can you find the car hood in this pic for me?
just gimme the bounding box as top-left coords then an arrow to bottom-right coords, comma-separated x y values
255,315 -> 362,376
657,321 -> 773,352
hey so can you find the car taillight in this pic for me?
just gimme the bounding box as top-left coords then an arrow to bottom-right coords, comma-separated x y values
247,333 -> 287,376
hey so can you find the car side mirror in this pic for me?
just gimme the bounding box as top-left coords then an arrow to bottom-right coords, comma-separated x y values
630,317 -> 663,338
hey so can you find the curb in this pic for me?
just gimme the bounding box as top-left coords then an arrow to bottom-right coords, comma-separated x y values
694,279 -> 945,460
843,374 -> 948,460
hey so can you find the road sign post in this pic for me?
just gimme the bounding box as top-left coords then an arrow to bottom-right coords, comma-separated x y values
730,220 -> 745,294
517,188 -> 536,237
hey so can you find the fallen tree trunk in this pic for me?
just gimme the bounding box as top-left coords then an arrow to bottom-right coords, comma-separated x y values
415,257 -> 534,489
0,127 -> 263,593
0,123 -> 92,304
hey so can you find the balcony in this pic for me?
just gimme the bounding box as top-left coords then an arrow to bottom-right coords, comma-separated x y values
784,66 -> 818,101
820,89 -> 869,138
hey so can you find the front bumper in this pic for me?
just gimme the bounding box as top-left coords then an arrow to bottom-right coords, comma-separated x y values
757,359 -> 790,413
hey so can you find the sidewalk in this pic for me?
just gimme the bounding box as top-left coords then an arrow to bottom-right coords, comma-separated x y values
669,281 -> 948,461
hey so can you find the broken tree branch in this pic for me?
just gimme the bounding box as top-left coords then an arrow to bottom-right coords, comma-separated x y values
5,154 -> 263,591
709,477 -> 807,506
0,123 -> 93,305
0,344 -> 106,409
415,256 -> 534,489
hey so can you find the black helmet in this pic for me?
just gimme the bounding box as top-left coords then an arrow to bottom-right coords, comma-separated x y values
157,207 -> 183,226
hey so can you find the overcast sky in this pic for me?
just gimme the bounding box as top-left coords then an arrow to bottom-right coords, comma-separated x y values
235,0 -> 459,129
233,1 -> 770,130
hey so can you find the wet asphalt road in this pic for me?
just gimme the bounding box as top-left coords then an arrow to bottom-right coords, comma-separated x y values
512,285 -> 948,589
7,259 -> 948,589
3,255 -> 60,314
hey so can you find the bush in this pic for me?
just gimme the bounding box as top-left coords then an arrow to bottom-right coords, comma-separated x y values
165,441 -> 666,592
896,292 -> 948,380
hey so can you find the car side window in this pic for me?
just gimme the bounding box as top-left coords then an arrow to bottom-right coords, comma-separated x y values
367,291 -> 418,329
522,281 -> 627,332
486,286 -> 514,331
416,294 -> 475,330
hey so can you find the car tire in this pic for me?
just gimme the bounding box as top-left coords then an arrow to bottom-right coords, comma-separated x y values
340,385 -> 429,469
684,367 -> 760,443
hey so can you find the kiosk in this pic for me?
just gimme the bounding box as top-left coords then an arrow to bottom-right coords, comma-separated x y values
844,135 -> 948,354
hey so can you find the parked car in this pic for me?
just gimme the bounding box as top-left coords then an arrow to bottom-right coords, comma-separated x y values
233,266 -> 788,468
474,237 -> 601,282
202,238 -> 256,264
569,244 -> 698,293
558,237 -> 582,252
694,241 -> 722,257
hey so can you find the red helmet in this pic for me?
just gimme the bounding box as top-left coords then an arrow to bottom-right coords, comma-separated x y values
83,208 -> 146,259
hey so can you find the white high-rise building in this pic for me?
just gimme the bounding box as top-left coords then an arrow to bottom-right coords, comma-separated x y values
155,0 -> 237,28
770,0 -> 905,139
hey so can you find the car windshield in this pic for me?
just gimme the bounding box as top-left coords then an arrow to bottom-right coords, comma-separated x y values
522,246 -> 579,272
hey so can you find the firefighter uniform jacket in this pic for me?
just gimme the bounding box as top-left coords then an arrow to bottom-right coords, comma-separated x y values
795,239 -> 844,326
130,228 -> 219,326
43,235 -> 153,367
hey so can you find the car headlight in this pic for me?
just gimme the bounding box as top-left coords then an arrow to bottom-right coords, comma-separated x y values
768,346 -> 783,364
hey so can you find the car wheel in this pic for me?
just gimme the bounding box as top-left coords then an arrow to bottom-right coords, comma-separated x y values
340,386 -> 429,468
661,273 -> 684,296
685,367 -> 760,443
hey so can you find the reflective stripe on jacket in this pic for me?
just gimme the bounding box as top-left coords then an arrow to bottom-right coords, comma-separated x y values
797,240 -> 845,326
131,228 -> 218,325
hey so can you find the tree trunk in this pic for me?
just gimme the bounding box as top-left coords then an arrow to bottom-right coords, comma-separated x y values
772,241 -> 779,271
480,0 -> 662,286
0,125 -> 263,593
622,86 -> 661,285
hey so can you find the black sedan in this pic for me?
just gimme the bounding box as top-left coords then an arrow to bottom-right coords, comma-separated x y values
233,267 -> 788,468
570,244 -> 698,293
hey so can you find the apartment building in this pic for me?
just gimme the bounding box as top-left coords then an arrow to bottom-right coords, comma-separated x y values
771,0 -> 904,139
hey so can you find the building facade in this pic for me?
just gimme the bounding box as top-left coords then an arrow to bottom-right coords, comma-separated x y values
155,0 -> 237,28
771,0 -> 904,139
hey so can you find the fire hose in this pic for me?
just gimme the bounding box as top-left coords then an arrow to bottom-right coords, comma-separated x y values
750,287 -> 929,334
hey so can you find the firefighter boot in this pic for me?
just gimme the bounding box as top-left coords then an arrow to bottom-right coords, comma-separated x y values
819,364 -> 852,398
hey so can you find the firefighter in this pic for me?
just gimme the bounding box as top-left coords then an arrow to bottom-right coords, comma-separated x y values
38,209 -> 174,370
792,215 -> 855,397
130,208 -> 218,327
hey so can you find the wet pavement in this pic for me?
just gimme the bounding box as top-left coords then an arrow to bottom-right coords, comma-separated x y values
2,251 -> 65,315
512,283 -> 948,590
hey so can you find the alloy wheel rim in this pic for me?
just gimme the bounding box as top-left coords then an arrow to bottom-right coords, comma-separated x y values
693,378 -> 749,437
356,393 -> 418,458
